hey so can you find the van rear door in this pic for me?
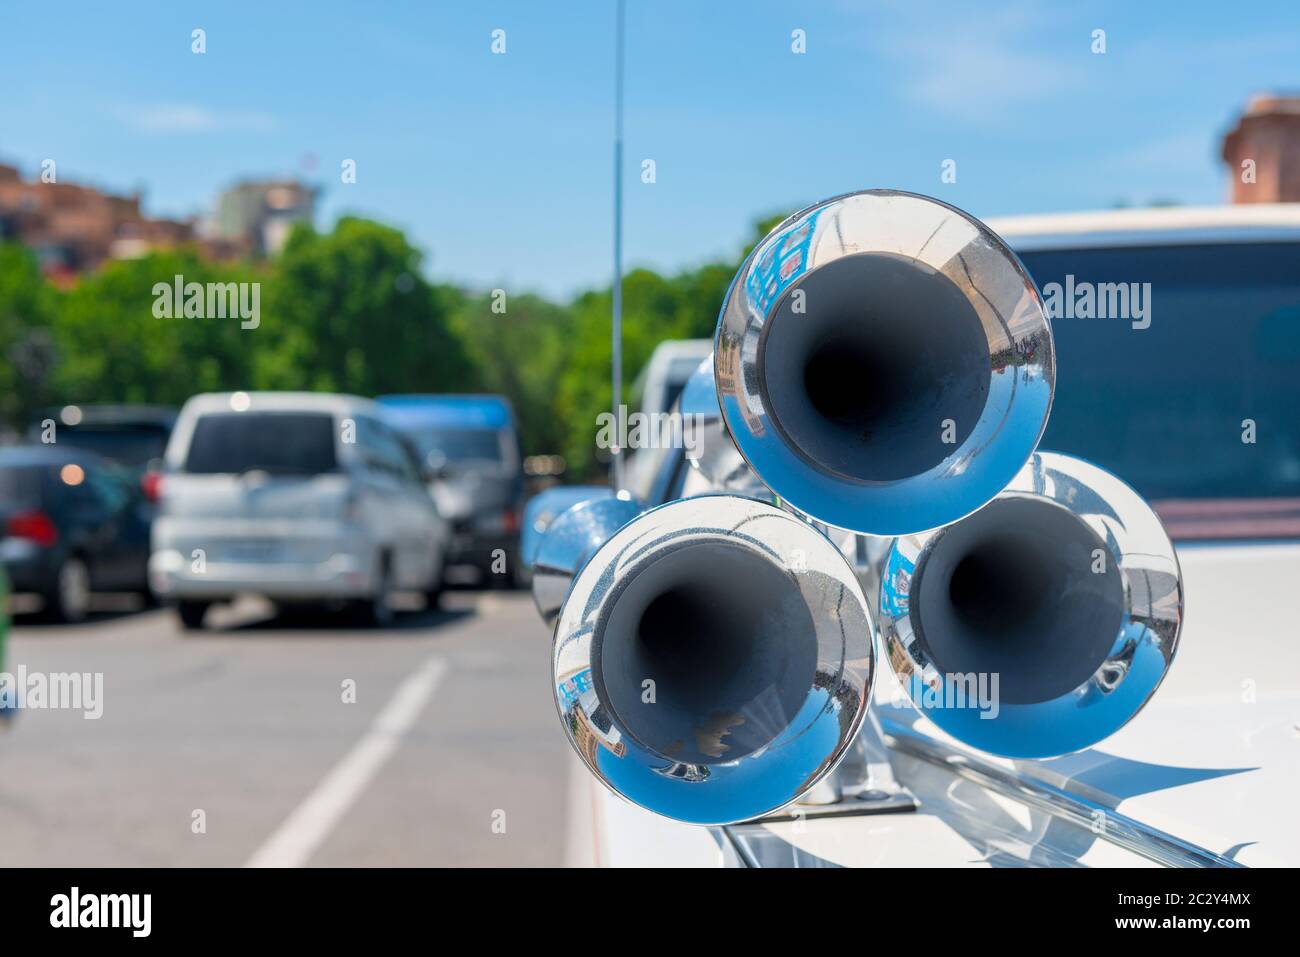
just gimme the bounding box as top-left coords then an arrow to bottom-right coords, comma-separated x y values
164,412 -> 352,559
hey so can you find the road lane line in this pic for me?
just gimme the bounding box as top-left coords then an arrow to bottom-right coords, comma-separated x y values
244,655 -> 448,868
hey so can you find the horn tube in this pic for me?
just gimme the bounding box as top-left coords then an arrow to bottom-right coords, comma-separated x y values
877,452 -> 1182,758
715,189 -> 1054,535
552,494 -> 874,824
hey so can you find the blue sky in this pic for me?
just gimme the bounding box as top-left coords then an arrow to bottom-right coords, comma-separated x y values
2,1 -> 1297,297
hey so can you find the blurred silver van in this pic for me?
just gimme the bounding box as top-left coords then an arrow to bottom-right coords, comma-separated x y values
149,392 -> 449,628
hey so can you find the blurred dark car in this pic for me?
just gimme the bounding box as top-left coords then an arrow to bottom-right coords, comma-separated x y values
0,446 -> 152,621
378,395 -> 525,586
29,404 -> 177,475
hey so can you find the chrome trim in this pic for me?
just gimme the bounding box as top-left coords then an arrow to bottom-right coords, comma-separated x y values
531,495 -> 642,626
881,718 -> 1245,869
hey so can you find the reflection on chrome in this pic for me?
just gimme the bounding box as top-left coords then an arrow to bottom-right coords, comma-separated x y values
677,356 -> 767,496
551,495 -> 873,825
715,189 -> 1054,536
526,190 -> 1180,827
877,452 -> 1182,758
530,495 -> 642,626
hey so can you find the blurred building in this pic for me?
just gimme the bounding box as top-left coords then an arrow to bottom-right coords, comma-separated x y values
213,179 -> 317,257
0,162 -> 244,284
1222,94 -> 1300,203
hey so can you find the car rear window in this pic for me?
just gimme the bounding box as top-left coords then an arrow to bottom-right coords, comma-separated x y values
409,427 -> 505,463
182,412 -> 338,475
52,425 -> 170,468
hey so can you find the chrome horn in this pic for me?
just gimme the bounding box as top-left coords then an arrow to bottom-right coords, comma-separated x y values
531,495 -> 643,626
715,189 -> 1054,535
552,494 -> 874,824
877,452 -> 1182,758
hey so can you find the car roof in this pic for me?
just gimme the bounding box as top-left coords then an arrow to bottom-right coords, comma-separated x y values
376,394 -> 514,430
35,404 -> 178,429
986,202 -> 1300,252
643,339 -> 712,362
0,444 -> 111,468
178,392 -> 381,418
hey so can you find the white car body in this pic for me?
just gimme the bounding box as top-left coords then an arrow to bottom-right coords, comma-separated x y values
567,204 -> 1300,867
151,392 -> 448,606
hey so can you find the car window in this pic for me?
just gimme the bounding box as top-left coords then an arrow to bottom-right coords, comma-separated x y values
1019,242 -> 1300,502
182,412 -> 338,475
47,425 -> 170,468
394,434 -> 428,487
356,416 -> 415,482
408,427 -> 505,464
82,467 -> 129,513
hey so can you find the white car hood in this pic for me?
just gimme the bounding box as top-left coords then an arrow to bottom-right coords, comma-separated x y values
1023,541 -> 1300,867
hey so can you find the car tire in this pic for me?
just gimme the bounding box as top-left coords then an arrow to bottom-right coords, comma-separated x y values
176,600 -> 210,630
42,556 -> 91,623
425,552 -> 445,610
353,556 -> 394,627
489,552 -> 525,590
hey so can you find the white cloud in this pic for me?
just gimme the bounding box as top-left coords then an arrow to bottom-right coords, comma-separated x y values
115,103 -> 275,133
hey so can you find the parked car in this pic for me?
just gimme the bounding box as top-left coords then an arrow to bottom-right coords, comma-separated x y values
150,392 -> 450,629
378,395 -> 525,586
0,568 -> 12,724
625,339 -> 712,495
28,404 -> 177,475
0,446 -> 152,622
631,339 -> 713,421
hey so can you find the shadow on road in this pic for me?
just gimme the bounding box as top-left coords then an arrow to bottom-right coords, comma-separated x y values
197,599 -> 479,637
11,594 -> 161,631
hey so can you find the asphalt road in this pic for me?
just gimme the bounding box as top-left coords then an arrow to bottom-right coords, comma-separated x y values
0,588 -> 572,867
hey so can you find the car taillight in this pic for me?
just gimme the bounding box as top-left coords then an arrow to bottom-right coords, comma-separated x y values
6,510 -> 58,547
503,507 -> 520,535
141,470 -> 164,503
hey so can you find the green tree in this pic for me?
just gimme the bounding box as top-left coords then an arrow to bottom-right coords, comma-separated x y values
0,242 -> 58,429
255,217 -> 477,396
448,290 -> 572,457
554,214 -> 790,478
51,248 -> 260,408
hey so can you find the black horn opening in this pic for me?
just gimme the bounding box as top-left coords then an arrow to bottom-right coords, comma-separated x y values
593,541 -> 818,765
758,252 -> 992,483
910,496 -> 1125,705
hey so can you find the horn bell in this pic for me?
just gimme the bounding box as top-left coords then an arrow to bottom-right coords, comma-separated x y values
715,189 -> 1054,536
877,451 -> 1182,758
552,494 -> 874,825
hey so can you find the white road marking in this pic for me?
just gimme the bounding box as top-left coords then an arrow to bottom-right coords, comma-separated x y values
244,655 -> 448,868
